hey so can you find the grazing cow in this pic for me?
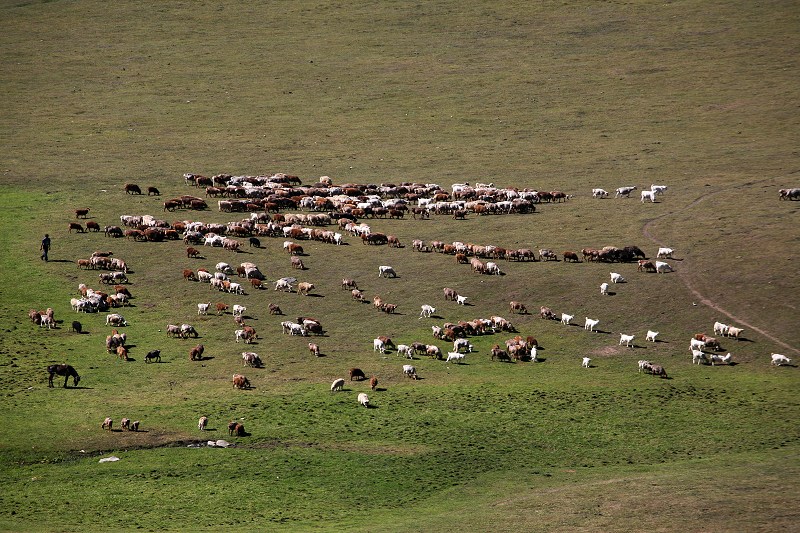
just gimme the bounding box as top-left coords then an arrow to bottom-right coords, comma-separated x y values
308,343 -> 321,357
198,416 -> 208,430
331,378 -> 345,392
120,418 -> 131,431
509,301 -> 528,314
710,353 -> 733,366
187,247 -> 201,258
268,303 -> 282,315
584,317 -> 599,332
101,417 -> 113,430
426,345 -> 442,360
419,305 -> 436,318
582,357 -> 591,368
358,392 -> 370,407
232,374 -> 250,389
378,265 -> 397,278
650,364 -> 668,378
771,353 -> 791,366
443,287 -> 457,301
291,256 -> 306,270
85,221 -> 100,232
539,249 -> 557,261
70,321 -> 82,334
600,282 -> 609,295
106,313 -> 127,327
242,352 -> 262,367
619,333 -> 635,347
373,338 -> 387,354
540,306 -> 557,320
47,364 -> 80,388
655,261 -> 673,273
274,278 -> 294,292
124,183 -> 142,194
297,282 -> 315,296
349,368 -> 366,381
144,350 -> 161,363
397,344 -> 414,359
189,344 -> 204,361
180,324 -> 198,338
646,330 -> 659,342
228,422 -> 246,437
342,278 -> 358,290
491,345 -> 511,362
563,251 -> 579,263
249,237 -> 261,248
402,364 -> 418,379
637,260 -> 656,272
638,360 -> 652,373
370,375 -> 378,390
615,186 -> 636,198
68,222 -> 85,233
657,247 -> 674,259
610,272 -> 625,283
692,349 -> 708,365
183,269 -> 197,281
561,313 -> 574,325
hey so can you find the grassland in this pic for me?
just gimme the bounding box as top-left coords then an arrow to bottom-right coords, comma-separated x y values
1,1 -> 799,531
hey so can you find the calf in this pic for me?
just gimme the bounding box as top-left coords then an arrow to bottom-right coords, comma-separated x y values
370,375 -> 378,390
619,333 -> 635,347
561,313 -> 574,325
771,353 -> 791,366
645,330 -> 658,342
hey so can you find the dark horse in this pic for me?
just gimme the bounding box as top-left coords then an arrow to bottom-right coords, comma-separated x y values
47,364 -> 80,388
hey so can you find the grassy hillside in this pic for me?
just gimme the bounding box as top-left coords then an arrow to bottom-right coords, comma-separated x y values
1,1 -> 798,531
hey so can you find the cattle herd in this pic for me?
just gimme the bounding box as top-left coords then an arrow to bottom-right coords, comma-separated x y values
36,175 -> 796,435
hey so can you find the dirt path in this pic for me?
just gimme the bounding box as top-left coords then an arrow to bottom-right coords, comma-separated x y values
641,172 -> 800,355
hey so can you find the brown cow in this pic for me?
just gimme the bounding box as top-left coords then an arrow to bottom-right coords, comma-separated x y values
349,368 -> 366,381
186,247 -> 202,258
509,301 -> 528,314
291,256 -> 305,270
116,345 -> 129,361
75,208 -> 90,219
101,417 -> 113,430
232,374 -> 250,389
563,251 -> 579,263
183,269 -> 196,281
308,343 -> 321,357
370,375 -> 378,391
215,303 -> 229,315
297,282 -> 314,296
68,222 -> 84,233
189,344 -> 205,361
268,303 -> 282,315
250,279 -> 263,290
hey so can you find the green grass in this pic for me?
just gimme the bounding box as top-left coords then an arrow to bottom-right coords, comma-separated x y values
1,0 -> 799,531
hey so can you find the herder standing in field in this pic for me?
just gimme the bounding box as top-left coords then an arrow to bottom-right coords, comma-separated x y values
40,233 -> 51,261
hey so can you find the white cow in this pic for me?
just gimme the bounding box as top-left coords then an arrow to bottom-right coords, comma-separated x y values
396,344 -> 414,359
446,352 -> 465,363
692,349 -> 707,365
592,188 -> 609,198
106,313 -> 127,326
690,338 -> 706,351
713,321 -> 729,336
232,304 -> 246,317
378,265 -> 397,278
656,247 -> 674,259
456,295 -> 468,305
619,333 -> 635,347
641,190 -> 656,203
485,262 -> 501,275
645,330 -> 659,342
228,282 -> 243,295
710,353 -> 733,366
615,186 -> 637,198
402,364 -> 418,379
771,353 -> 791,366
373,338 -> 386,353
582,357 -> 591,368
655,261 -> 673,273
651,184 -> 668,195
561,313 -> 574,325
610,272 -> 625,283
331,378 -> 345,392
215,262 -> 233,274
600,282 -> 609,295
419,305 -> 436,318
358,392 -> 370,407
584,317 -> 600,332
197,302 -> 211,315
274,278 -> 294,291
530,346 -> 539,362
453,338 -> 473,353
